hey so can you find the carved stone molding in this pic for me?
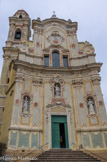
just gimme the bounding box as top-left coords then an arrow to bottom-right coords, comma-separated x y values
92,76 -> 101,85
66,28 -> 76,35
46,102 -> 71,109
21,92 -> 33,102
32,78 -> 43,86
35,27 -> 44,34
83,41 -> 95,54
50,76 -> 64,86
72,79 -> 83,87
84,92 -> 96,98
77,127 -> 107,132
19,42 -> 29,52
15,74 -> 24,82
84,92 -> 97,104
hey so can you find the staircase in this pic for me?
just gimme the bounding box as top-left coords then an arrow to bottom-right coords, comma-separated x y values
32,149 -> 101,162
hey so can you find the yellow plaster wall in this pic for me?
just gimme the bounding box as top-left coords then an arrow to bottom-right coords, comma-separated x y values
8,65 -> 16,87
0,85 -> 15,145
0,59 -> 9,84
0,66 -> 16,145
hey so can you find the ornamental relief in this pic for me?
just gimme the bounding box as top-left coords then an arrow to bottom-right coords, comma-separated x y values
78,41 -> 95,55
50,75 -> 64,86
19,42 -> 29,52
32,78 -> 43,86
83,41 -> 95,54
47,31 -> 64,46
72,79 -> 83,87
15,73 -> 24,82
51,106 -> 66,112
50,76 -> 64,95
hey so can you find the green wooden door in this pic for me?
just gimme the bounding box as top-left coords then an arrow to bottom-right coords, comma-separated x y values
51,116 -> 69,148
64,122 -> 69,148
52,122 -> 60,148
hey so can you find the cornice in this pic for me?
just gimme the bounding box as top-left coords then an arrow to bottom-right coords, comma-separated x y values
9,17 -> 30,23
9,126 -> 43,132
77,127 -> 107,132
70,53 -> 96,60
3,47 -> 19,53
13,60 -> 102,73
32,18 -> 77,30
46,102 -> 71,109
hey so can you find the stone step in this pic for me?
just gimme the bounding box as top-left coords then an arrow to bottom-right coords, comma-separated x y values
38,157 -> 98,160
31,149 -> 101,162
40,152 -> 88,155
36,159 -> 101,162
39,155 -> 91,157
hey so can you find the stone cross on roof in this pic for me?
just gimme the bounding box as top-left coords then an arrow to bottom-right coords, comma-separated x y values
52,11 -> 56,18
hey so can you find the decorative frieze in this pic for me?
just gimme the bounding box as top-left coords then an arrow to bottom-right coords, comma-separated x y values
46,102 -> 71,109
32,78 -> 43,86
15,74 -> 24,82
92,76 -> 101,85
72,79 -> 83,87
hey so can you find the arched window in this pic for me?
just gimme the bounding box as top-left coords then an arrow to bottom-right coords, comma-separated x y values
54,83 -> 61,97
19,15 -> 22,18
22,96 -> 30,113
14,28 -> 21,40
52,51 -> 60,67
87,97 -> 96,115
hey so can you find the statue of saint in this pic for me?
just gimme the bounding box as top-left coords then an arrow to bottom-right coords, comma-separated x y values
54,84 -> 61,97
87,98 -> 95,115
22,96 -> 30,113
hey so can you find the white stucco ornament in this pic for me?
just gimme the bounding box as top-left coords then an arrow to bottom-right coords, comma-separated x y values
47,31 -> 64,46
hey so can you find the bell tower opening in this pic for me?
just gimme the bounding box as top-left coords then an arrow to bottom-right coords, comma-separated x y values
14,29 -> 21,40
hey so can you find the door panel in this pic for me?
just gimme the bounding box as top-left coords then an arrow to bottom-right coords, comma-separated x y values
52,122 -> 60,148
64,122 -> 69,148
52,116 -> 67,123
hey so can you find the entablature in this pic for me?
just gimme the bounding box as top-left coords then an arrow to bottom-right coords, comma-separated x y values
13,60 -> 102,74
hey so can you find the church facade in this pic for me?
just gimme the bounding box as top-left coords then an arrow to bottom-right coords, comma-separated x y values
0,10 -> 107,152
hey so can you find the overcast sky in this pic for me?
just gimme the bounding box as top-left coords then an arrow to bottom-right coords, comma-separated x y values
0,0 -> 107,111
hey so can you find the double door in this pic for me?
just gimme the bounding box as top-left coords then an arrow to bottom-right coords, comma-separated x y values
51,115 -> 69,148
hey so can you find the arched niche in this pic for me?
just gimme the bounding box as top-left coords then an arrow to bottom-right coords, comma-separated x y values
14,28 -> 21,40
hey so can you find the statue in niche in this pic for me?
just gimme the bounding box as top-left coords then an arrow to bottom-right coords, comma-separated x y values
87,97 -> 96,115
54,83 -> 61,97
22,96 -> 30,113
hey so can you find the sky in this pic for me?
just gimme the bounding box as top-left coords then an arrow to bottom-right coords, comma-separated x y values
0,0 -> 107,111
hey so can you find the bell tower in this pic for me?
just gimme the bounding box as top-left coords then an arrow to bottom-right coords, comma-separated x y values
0,10 -> 31,127
7,10 -> 31,42
0,10 -> 31,84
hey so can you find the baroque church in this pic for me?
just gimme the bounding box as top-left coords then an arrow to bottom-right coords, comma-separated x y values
0,10 -> 107,157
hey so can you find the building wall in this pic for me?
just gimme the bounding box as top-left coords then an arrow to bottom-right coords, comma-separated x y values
0,10 -> 107,152
0,65 -> 16,144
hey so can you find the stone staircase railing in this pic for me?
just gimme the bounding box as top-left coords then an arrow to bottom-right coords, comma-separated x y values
71,142 -> 107,162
